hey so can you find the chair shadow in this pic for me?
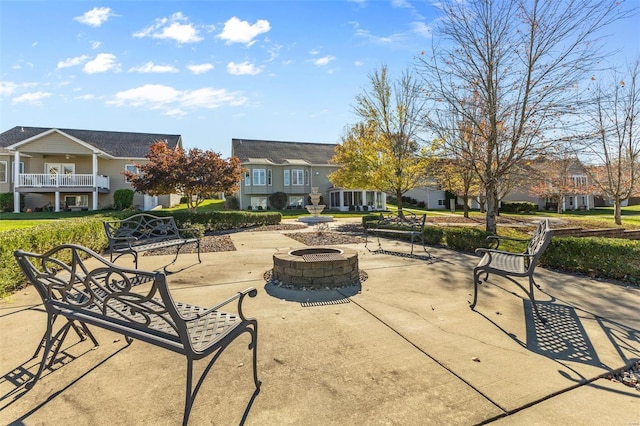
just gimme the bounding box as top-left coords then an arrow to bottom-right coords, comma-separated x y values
523,300 -> 604,368
368,248 -> 438,263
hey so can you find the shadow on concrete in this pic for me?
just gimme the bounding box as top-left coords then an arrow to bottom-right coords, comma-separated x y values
264,280 -> 362,304
367,248 -> 437,263
524,300 -> 603,368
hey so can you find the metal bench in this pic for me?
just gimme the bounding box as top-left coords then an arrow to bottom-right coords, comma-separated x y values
365,212 -> 429,257
103,213 -> 201,269
470,219 -> 553,323
14,244 -> 260,426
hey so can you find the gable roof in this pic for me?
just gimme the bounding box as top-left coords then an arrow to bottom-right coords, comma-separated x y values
0,126 -> 181,158
232,138 -> 337,165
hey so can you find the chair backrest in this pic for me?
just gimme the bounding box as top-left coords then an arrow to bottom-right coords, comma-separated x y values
525,219 -> 553,265
104,214 -> 179,243
14,244 -> 182,340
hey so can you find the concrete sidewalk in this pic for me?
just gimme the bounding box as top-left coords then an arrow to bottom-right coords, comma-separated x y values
1,223 -> 638,425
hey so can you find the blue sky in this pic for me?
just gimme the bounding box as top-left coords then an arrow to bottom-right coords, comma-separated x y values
1,1 -> 638,157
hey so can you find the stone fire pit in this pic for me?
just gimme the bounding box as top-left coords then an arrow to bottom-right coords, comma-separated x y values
272,247 -> 359,289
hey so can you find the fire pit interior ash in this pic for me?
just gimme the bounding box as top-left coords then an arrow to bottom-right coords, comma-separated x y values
271,247 -> 359,289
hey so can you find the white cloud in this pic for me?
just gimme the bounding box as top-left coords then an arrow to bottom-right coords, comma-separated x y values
354,60 -> 364,66
128,62 -> 179,73
133,12 -> 203,44
309,49 -> 320,55
91,41 -> 102,49
187,63 -> 214,74
411,21 -> 432,37
74,7 -> 115,27
108,84 -> 247,113
354,27 -> 407,44
217,17 -> 270,45
57,55 -> 89,69
83,53 -> 120,74
392,0 -> 412,8
312,56 -> 336,66
0,81 -> 19,96
12,91 -> 52,105
227,61 -> 263,75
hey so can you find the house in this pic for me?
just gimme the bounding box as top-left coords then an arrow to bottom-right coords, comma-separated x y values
0,126 -> 183,213
231,138 -> 386,211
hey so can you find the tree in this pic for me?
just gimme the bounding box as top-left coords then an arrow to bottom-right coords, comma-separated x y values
418,0 -> 632,233
582,59 -> 640,225
330,65 -> 429,217
124,141 -> 243,212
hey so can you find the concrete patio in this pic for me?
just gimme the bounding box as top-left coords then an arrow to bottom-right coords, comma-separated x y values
1,220 -> 638,425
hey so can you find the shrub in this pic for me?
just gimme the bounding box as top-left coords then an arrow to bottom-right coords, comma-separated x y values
0,192 -> 24,212
224,195 -> 239,210
417,201 -> 426,208
153,210 -> 282,231
501,201 -> 537,213
269,192 -> 288,210
443,227 -> 493,253
247,205 -> 253,210
542,237 -> 640,283
113,189 -> 134,210
180,196 -> 189,204
362,213 -> 381,228
424,227 -> 444,245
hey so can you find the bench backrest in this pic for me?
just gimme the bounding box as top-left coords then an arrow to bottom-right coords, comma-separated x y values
104,214 -> 180,246
379,212 -> 426,229
14,244 -> 185,347
526,219 -> 553,261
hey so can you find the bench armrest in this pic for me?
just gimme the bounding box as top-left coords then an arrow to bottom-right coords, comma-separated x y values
181,288 -> 257,321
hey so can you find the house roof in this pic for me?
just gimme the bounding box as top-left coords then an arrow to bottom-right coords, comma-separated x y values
232,138 -> 338,166
0,126 -> 182,158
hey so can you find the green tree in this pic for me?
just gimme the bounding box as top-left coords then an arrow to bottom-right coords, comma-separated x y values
330,65 -> 430,217
124,141 -> 243,212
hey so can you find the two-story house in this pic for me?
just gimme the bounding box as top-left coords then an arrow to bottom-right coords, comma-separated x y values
231,138 -> 386,211
0,126 -> 183,213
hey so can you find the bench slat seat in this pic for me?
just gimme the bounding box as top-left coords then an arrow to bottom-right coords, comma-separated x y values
471,219 -> 553,323
14,244 -> 259,425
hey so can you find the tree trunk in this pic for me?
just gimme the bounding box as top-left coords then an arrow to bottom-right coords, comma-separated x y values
462,194 -> 469,218
396,189 -> 404,218
614,198 -> 622,225
485,184 -> 497,234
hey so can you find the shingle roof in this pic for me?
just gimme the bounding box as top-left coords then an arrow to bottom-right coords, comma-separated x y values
0,126 -> 181,158
232,138 -> 337,165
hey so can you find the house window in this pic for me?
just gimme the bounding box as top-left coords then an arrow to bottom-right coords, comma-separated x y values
304,170 -> 309,185
292,169 -> 304,186
438,200 -> 446,206
284,170 -> 290,186
288,196 -> 304,208
251,197 -> 267,209
11,162 -> 24,182
124,164 -> 140,182
65,195 -> 88,208
244,171 -> 251,186
267,169 -> 272,186
252,169 -> 266,186
569,196 -> 574,206
0,161 -> 6,183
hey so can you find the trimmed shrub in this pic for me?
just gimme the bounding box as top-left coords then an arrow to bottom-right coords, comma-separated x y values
153,210 -> 281,231
0,192 -> 24,212
417,201 -> 426,208
113,189 -> 134,210
443,227 -> 493,253
361,213 -> 381,228
424,227 -> 445,245
224,195 -> 239,210
501,201 -> 537,213
269,192 -> 288,210
542,237 -> 640,283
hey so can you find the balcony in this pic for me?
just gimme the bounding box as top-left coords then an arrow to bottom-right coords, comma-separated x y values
17,173 -> 110,192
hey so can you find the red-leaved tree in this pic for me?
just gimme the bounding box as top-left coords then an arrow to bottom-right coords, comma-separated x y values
124,141 -> 242,211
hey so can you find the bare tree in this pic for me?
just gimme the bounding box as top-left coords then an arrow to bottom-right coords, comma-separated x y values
582,58 -> 640,225
417,0 -> 633,233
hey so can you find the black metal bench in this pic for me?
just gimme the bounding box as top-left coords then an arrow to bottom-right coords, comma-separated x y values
103,213 -> 201,269
365,212 -> 429,257
470,219 -> 553,322
14,244 -> 260,426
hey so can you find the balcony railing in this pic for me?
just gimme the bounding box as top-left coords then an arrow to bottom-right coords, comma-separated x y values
18,173 -> 110,190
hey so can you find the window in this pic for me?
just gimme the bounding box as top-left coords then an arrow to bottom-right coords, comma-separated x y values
11,162 -> 24,182
288,196 -> 304,208
0,161 -> 6,183
267,169 -> 272,186
252,169 -> 266,186
65,195 -> 88,208
284,169 -> 290,186
250,197 -> 267,209
124,164 -> 140,182
244,171 -> 251,186
304,170 -> 309,185
438,200 -> 446,206
292,169 -> 304,186
569,196 -> 574,206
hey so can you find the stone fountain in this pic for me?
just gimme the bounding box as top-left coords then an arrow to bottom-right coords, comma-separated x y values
297,187 -> 334,224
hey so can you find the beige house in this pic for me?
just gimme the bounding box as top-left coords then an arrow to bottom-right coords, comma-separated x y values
0,126 -> 183,213
232,138 -> 386,211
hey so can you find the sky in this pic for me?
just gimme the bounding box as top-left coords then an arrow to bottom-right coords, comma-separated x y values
1,0 -> 639,158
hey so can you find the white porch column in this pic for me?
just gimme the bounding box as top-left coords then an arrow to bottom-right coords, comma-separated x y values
92,152 -> 98,210
13,150 -> 20,213
55,192 -> 60,212
339,189 -> 344,211
361,190 -> 366,208
585,195 -> 590,210
562,197 -> 566,212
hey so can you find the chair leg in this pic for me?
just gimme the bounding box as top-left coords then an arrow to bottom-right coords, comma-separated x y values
470,267 -> 482,310
183,358 -> 194,426
27,314 -> 74,390
250,321 -> 261,390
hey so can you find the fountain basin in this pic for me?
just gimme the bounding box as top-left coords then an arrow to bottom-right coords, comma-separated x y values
272,247 -> 359,289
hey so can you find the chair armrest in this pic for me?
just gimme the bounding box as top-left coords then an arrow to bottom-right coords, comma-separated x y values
475,248 -> 533,258
181,288 -> 257,321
